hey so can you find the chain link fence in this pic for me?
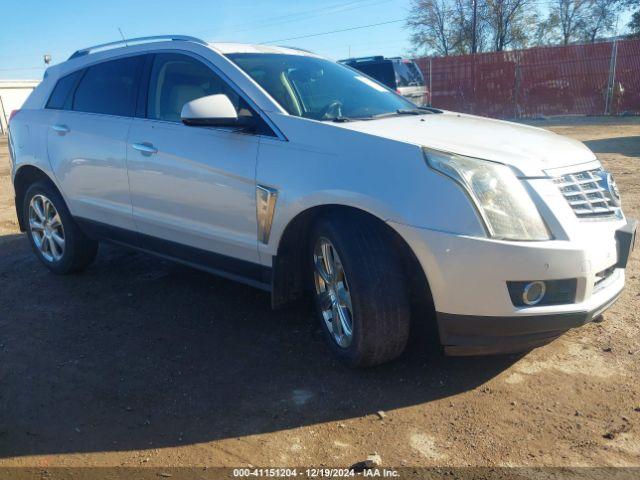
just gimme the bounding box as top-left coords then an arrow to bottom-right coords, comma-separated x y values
414,38 -> 640,119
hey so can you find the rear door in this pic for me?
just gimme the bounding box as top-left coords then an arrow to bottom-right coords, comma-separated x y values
47,55 -> 144,231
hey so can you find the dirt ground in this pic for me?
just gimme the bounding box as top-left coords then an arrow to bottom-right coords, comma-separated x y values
0,117 -> 638,472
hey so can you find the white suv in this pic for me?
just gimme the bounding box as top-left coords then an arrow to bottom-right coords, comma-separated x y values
8,35 -> 636,366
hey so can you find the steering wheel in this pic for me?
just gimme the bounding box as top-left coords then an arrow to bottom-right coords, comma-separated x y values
320,100 -> 343,120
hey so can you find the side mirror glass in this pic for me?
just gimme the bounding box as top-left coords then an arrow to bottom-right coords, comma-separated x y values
180,94 -> 239,127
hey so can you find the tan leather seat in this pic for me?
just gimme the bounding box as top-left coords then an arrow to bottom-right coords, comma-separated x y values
165,84 -> 206,122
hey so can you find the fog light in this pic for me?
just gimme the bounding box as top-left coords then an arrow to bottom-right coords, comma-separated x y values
522,281 -> 546,305
507,279 -> 576,307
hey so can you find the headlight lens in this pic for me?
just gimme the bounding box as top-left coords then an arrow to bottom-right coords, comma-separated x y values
424,148 -> 551,241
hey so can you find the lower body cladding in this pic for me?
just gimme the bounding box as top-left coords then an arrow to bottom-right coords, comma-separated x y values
391,219 -> 637,356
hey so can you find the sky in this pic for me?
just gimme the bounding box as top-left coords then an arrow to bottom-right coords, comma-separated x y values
0,0 -> 414,80
0,0 -> 633,80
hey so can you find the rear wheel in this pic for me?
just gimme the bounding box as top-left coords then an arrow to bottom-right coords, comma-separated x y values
310,214 -> 411,367
23,182 -> 98,274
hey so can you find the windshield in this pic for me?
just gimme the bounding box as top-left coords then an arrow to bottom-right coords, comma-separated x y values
227,53 -> 416,121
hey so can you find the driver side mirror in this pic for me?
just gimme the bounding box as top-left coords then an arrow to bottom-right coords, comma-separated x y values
181,94 -> 249,128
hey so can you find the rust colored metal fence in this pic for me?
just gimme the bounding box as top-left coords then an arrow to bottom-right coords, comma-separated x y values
413,38 -> 640,119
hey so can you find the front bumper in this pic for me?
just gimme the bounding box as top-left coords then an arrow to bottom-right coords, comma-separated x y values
390,219 -> 634,356
437,291 -> 620,355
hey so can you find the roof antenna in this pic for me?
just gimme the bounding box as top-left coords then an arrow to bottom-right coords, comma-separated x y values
118,27 -> 128,46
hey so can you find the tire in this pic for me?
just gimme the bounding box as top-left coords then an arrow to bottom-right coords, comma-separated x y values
23,181 -> 98,274
310,213 -> 411,367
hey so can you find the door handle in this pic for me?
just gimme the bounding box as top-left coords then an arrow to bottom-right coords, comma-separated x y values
52,124 -> 70,135
132,142 -> 158,155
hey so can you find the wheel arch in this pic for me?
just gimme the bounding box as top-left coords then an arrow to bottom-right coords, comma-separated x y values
271,204 -> 436,334
13,164 -> 61,232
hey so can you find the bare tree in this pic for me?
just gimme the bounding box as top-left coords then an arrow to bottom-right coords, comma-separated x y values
625,0 -> 640,37
580,0 -> 622,42
407,0 -> 483,55
548,0 -> 591,45
454,0 -> 490,53
407,0 -> 456,56
533,16 -> 559,45
483,0 -> 537,51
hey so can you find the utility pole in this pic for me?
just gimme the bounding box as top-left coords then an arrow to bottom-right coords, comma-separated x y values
471,0 -> 478,54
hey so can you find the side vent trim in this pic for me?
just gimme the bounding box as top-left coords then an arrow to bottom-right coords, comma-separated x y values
256,185 -> 278,244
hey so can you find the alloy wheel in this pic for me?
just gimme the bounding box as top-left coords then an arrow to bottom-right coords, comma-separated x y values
313,237 -> 354,348
29,194 -> 65,263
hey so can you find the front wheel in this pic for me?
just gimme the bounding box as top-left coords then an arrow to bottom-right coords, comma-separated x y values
23,181 -> 98,274
310,214 -> 411,367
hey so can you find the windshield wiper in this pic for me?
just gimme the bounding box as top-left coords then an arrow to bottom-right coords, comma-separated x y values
397,107 -> 443,115
371,107 -> 442,119
396,109 -> 424,115
326,109 -> 441,122
327,115 -> 375,122
330,116 -> 354,123
415,106 -> 443,113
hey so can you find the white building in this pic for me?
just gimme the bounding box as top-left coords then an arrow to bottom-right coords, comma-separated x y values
0,80 -> 40,134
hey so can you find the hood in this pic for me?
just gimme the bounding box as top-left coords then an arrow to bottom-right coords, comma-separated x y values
334,111 -> 598,176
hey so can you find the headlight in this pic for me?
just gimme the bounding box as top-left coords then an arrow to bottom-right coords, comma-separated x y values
424,148 -> 551,241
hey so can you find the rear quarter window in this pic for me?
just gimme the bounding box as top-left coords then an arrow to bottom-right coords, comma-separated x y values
72,56 -> 143,117
46,70 -> 83,110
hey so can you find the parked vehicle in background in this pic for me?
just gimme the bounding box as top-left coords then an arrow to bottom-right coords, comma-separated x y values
8,35 -> 636,367
339,56 -> 428,106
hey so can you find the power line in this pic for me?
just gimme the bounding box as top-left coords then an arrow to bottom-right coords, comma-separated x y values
260,18 -> 405,44
200,0 -> 390,37
239,0 -> 395,34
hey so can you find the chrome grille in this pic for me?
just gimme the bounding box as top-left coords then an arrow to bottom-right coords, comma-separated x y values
553,168 -> 619,218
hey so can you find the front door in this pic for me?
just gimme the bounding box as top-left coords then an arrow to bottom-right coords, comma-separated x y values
126,52 -> 261,265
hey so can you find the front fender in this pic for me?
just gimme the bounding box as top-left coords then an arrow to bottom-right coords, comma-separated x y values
256,117 -> 485,265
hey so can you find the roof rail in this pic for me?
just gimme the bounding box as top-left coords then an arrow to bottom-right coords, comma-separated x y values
68,35 -> 207,60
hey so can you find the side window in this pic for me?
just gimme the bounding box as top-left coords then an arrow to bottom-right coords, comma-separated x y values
46,70 -> 83,110
147,53 -> 253,123
73,56 -> 142,117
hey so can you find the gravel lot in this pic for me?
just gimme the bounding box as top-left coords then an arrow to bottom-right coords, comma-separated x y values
0,117 -> 638,470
